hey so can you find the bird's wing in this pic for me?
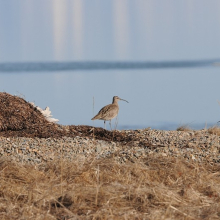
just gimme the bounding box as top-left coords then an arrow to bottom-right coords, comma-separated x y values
92,104 -> 114,120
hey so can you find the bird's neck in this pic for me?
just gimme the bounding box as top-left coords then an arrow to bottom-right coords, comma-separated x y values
112,100 -> 119,105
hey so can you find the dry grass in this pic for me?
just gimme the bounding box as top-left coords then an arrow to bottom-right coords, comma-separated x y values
1,154 -> 220,219
208,126 -> 220,136
176,125 -> 192,132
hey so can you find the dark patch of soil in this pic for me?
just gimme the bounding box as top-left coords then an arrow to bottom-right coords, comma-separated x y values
0,92 -> 68,138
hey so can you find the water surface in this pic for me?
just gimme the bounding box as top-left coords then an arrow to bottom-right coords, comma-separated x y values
0,1 -> 220,130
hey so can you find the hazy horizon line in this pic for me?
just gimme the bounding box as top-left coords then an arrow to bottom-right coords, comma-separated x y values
0,59 -> 219,72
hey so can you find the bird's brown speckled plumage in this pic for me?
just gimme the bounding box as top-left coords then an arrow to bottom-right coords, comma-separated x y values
91,96 -> 128,129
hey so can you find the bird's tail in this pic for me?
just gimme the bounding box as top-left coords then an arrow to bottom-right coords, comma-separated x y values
91,115 -> 99,120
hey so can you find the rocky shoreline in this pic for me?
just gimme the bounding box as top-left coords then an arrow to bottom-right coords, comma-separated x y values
1,92 -> 219,165
1,127 -> 220,165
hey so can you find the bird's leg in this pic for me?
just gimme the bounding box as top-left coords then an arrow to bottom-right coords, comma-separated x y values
109,120 -> 112,130
104,120 -> 106,129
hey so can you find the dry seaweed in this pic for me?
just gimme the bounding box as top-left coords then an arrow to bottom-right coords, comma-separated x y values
0,92 -> 132,141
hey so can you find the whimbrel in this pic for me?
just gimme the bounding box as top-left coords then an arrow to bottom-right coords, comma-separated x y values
91,96 -> 128,129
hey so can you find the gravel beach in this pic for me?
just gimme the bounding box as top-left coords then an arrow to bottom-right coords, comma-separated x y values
1,128 -> 220,165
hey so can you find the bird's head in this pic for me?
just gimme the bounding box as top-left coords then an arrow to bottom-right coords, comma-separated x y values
112,96 -> 129,103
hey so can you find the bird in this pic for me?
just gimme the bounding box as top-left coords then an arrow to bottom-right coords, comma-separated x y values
91,96 -> 128,129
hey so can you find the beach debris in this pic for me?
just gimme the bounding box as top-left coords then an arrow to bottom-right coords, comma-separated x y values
0,92 -> 63,137
29,102 -> 59,123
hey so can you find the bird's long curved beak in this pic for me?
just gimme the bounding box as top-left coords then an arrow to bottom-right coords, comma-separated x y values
120,98 -> 129,103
